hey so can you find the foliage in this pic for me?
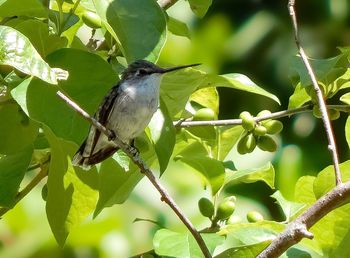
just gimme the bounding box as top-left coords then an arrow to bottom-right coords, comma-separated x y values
0,0 -> 350,258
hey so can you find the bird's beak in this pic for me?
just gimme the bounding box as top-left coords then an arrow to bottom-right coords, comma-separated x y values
160,63 -> 201,74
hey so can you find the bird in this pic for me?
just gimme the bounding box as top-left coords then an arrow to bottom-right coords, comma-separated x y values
72,59 -> 200,169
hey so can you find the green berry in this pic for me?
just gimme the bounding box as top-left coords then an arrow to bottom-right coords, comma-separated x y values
239,111 -> 255,131
198,197 -> 214,218
247,211 -> 264,222
257,135 -> 277,152
82,11 -> 102,29
193,108 -> 217,121
227,215 -> 242,224
237,133 -> 256,154
254,124 -> 267,136
329,109 -> 340,120
216,200 -> 236,220
263,120 -> 283,135
312,105 -> 322,118
257,110 -> 271,118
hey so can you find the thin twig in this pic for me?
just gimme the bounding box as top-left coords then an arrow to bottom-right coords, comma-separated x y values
174,104 -> 350,127
0,161 -> 49,217
288,0 -> 342,186
56,91 -> 212,258
257,181 -> 350,258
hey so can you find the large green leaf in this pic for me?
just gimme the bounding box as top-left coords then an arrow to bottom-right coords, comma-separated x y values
201,73 -> 280,105
289,53 -> 348,88
225,162 -> 275,189
148,98 -> 175,174
0,0 -> 47,18
346,116 -> 350,150
93,0 -> 166,62
94,133 -> 157,217
11,48 -> 117,144
214,126 -> 244,161
0,26 -> 65,84
215,241 -> 271,258
153,228 -> 223,258
176,141 -> 225,194
0,145 -> 33,207
271,191 -> 305,222
0,102 -> 38,154
44,127 -> 98,246
13,19 -> 67,57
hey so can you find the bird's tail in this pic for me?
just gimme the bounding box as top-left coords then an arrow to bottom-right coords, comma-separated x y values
72,139 -> 118,170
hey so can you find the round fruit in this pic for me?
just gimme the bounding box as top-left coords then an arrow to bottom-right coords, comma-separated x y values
239,111 -> 255,131
254,124 -> 267,136
216,200 -> 236,220
263,120 -> 283,135
312,105 -> 322,118
237,133 -> 256,154
193,108 -> 217,121
257,135 -> 277,152
227,215 -> 242,224
198,197 -> 214,218
257,110 -> 271,118
82,11 -> 102,29
247,211 -> 264,222
329,109 -> 340,120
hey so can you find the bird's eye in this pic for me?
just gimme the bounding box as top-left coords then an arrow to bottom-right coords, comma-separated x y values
138,69 -> 148,76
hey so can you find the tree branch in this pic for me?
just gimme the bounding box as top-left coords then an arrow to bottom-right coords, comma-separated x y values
174,104 -> 350,127
288,0 -> 342,186
257,181 -> 350,258
56,91 -> 212,258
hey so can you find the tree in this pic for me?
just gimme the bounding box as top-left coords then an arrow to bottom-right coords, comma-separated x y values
0,0 -> 350,257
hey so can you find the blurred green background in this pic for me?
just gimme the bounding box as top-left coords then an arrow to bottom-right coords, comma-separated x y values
1,0 -> 350,257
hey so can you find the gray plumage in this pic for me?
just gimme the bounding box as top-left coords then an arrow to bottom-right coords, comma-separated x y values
72,60 -> 200,169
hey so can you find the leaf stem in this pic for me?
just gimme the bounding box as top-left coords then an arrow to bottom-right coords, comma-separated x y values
288,0 -> 342,186
56,90 -> 212,258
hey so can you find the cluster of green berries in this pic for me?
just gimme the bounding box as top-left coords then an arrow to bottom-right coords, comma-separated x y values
237,110 -> 283,154
198,196 -> 264,225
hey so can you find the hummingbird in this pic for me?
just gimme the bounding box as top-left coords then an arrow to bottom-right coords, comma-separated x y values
72,60 -> 200,169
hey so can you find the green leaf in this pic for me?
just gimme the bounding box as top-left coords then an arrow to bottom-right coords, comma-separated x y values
225,162 -> 275,189
214,126 -> 244,161
271,191 -> 306,222
94,133 -> 156,217
13,19 -> 67,57
167,15 -> 191,38
188,0 -> 212,18
340,92 -> 350,105
313,160 -> 350,199
93,0 -> 166,62
219,221 -> 285,245
0,102 -> 38,154
0,0 -> 47,18
288,83 -> 310,109
153,228 -> 224,258
44,127 -> 98,246
289,53 -> 348,88
201,73 -> 280,105
215,241 -> 271,258
190,87 -> 219,115
148,98 -> 175,174
94,158 -> 143,217
0,145 -> 33,207
161,68 -> 206,117
176,142 -> 225,194
11,48 -> 117,144
345,116 -> 350,149
0,26 -> 66,84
